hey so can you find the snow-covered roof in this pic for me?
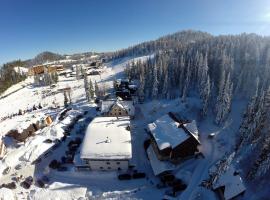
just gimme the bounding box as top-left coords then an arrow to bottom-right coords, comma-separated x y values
21,135 -> 55,163
213,165 -> 246,200
147,114 -> 190,150
30,182 -> 87,200
80,116 -> 132,160
147,145 -> 175,176
2,112 -> 48,135
183,120 -> 199,141
101,100 -> 135,116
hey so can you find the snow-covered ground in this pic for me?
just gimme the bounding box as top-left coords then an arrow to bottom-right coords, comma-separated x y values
0,54 -> 247,199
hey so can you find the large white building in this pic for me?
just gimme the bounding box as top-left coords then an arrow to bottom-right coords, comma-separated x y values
80,116 -> 132,171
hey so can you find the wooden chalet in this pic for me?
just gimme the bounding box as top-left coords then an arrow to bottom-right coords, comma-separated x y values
100,100 -> 135,118
7,115 -> 53,142
147,113 -> 200,162
213,165 -> 246,200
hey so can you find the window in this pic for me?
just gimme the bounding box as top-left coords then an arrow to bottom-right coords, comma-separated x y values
100,167 -> 103,169
118,167 -> 121,171
106,162 -> 110,165
116,162 -> 120,165
108,167 -> 111,169
119,112 -> 121,115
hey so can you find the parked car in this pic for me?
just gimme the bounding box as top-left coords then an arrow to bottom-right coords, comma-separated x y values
32,157 -> 42,165
15,163 -> 24,170
41,175 -> 49,183
2,182 -> 16,189
160,174 -> 175,183
36,179 -> 45,188
20,181 -> 31,189
49,160 -> 60,169
2,167 -> 11,175
44,139 -> 53,143
25,176 -> 34,184
173,183 -> 187,192
132,172 -> 146,179
57,166 -> 68,171
118,174 -> 131,180
44,151 -> 53,158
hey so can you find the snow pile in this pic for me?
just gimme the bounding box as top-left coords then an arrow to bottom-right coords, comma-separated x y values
0,188 -> 15,200
29,182 -> 87,200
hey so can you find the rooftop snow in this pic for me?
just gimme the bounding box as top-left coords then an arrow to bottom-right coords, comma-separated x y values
147,145 -> 174,176
1,112 -> 47,135
213,165 -> 246,200
147,114 -> 190,150
80,116 -> 132,160
183,120 -> 200,141
29,182 -> 87,200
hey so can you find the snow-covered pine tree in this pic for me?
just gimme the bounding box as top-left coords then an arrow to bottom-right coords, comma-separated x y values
83,72 -> 90,101
76,65 -> 80,80
64,91 -> 68,107
151,63 -> 159,99
182,60 -> 191,102
138,67 -> 145,101
162,70 -> 169,99
215,71 -> 233,124
94,80 -> 99,98
89,79 -> 95,100
198,54 -> 211,117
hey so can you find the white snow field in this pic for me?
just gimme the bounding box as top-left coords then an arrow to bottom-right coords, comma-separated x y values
0,55 -> 247,200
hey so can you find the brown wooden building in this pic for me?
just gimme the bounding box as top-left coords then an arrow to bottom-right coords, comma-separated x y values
7,115 -> 53,142
147,114 -> 200,162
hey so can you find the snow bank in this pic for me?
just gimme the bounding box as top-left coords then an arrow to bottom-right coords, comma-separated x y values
0,188 -> 15,200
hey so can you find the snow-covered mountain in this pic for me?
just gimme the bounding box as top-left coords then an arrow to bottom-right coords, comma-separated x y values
0,30 -> 270,199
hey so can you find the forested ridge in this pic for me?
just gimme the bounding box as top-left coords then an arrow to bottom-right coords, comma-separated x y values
123,30 -> 270,188
0,60 -> 27,94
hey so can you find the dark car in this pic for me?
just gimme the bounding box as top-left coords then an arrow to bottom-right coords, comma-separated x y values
2,167 -> 11,175
21,181 -> 31,189
2,182 -> 16,189
32,157 -> 42,165
49,160 -> 60,169
57,166 -> 68,171
132,172 -> 146,179
118,174 -> 131,180
44,139 -> 53,143
36,179 -> 45,188
173,183 -> 187,192
161,174 -> 175,183
41,176 -> 49,183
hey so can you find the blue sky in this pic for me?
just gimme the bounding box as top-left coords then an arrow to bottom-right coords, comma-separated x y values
1,0 -> 270,64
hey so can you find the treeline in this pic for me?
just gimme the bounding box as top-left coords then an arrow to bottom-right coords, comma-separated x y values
0,60 -> 27,94
112,30 -> 212,59
125,32 -> 270,124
